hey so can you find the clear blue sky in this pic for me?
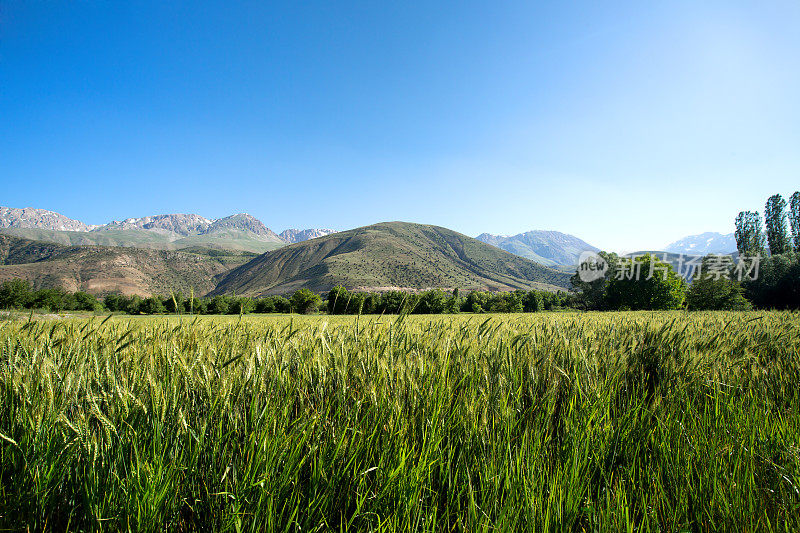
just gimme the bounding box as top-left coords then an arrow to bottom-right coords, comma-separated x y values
2,1 -> 799,251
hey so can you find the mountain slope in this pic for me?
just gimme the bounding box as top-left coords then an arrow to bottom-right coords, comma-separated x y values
476,230 -> 598,267
213,222 -> 572,296
0,234 -> 251,296
664,232 -> 737,255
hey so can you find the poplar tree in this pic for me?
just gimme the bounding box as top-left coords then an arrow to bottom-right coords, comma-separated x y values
734,211 -> 765,257
789,191 -> 800,252
764,194 -> 791,255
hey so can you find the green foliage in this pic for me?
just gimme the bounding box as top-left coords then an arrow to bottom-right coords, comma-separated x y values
414,290 -> 449,314
290,289 -> 321,314
327,286 -> 352,314
73,291 -> 101,312
31,288 -> 74,312
605,254 -> 686,310
570,251 -> 620,310
0,279 -> 33,309
272,296 -> 291,313
686,256 -> 751,311
790,191 -> 800,252
164,292 -> 185,314
140,296 -> 167,315
206,295 -> 231,315
765,194 -> 791,256
735,211 -> 766,258
744,252 -> 800,309
0,312 -> 798,530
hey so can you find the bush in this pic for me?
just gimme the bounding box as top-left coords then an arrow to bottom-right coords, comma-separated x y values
74,292 -> 101,312
291,289 -> 321,314
686,256 -> 751,311
0,279 -> 33,309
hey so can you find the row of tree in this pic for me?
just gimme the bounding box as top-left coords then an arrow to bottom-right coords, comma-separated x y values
325,286 -> 572,315
735,192 -> 800,257
0,279 -> 573,315
734,192 -> 800,309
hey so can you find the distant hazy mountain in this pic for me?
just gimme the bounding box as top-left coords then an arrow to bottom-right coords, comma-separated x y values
0,207 -> 285,253
0,206 -> 98,232
664,232 -> 737,255
279,228 -> 337,243
214,222 -> 571,296
476,230 -> 599,267
625,250 -> 738,281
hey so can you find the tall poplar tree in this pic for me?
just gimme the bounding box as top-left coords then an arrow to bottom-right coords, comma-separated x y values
734,211 -> 765,257
764,194 -> 791,256
789,191 -> 800,252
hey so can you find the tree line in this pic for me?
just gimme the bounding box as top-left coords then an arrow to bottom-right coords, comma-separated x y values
734,191 -> 800,308
0,280 -> 572,315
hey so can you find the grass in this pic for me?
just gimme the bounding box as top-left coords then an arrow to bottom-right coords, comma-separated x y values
1,311 -> 799,531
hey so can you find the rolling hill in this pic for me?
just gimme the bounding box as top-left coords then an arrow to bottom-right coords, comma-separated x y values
476,230 -> 598,267
213,222 -> 572,296
0,234 -> 253,297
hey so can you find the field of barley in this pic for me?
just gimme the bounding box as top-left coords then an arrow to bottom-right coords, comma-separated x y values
1,311 -> 799,531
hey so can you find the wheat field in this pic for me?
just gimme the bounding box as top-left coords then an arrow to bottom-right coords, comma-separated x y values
1,311 -> 798,531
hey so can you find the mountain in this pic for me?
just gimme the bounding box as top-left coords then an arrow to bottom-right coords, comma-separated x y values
0,206 -> 98,232
476,230 -> 599,267
279,228 -> 338,243
0,234 -> 253,296
208,213 -> 281,238
213,221 -> 572,296
664,232 -> 737,255
99,213 -> 214,235
624,250 -> 738,281
0,207 -> 285,254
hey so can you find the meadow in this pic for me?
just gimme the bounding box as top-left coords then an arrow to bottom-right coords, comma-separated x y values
0,311 -> 798,531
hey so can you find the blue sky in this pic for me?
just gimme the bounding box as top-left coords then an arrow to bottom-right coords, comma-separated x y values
2,1 -> 799,251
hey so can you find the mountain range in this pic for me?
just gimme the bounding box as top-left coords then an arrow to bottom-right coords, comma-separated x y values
664,232 -> 737,255
0,221 -> 571,297
476,230 -> 599,267
0,207 -> 335,253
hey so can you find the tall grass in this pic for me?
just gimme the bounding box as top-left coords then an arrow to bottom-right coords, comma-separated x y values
1,312 -> 799,531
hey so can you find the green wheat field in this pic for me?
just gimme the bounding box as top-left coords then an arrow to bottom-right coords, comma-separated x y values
1,311 -> 799,531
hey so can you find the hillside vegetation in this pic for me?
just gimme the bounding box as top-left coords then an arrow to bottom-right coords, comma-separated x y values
214,221 -> 572,296
0,234 -> 251,296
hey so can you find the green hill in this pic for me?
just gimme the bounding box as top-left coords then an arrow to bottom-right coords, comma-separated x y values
0,234 -> 252,297
213,221 -> 572,296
